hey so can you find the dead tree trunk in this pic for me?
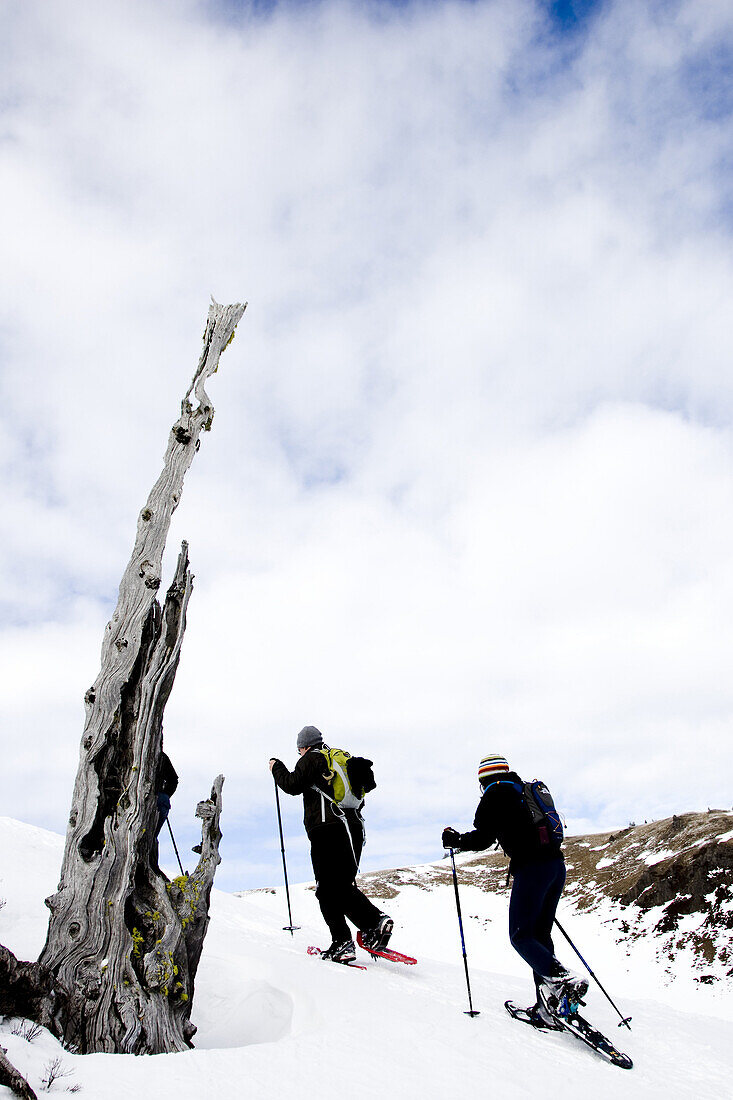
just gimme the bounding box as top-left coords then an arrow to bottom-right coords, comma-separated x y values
0,1047 -> 37,1100
34,299 -> 245,1054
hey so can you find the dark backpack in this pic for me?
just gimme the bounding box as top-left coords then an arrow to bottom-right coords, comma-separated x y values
345,755 -> 377,799
498,778 -> 564,848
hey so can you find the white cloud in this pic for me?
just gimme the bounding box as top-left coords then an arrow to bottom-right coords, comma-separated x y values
1,0 -> 732,889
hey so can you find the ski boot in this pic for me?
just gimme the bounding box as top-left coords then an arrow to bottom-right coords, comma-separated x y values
539,971 -> 589,1019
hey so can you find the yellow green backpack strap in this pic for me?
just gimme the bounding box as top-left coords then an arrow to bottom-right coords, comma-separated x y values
319,746 -> 335,781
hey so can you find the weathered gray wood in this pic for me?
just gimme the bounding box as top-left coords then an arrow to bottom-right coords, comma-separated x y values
36,299 -> 245,1054
166,774 -> 224,983
0,945 -> 64,1031
0,1047 -> 36,1100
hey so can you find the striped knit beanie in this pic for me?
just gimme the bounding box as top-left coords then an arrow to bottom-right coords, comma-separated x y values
478,754 -> 510,786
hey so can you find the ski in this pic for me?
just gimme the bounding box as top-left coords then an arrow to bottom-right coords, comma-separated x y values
556,1010 -> 633,1069
356,932 -> 417,965
505,1000 -> 632,1070
306,945 -> 367,969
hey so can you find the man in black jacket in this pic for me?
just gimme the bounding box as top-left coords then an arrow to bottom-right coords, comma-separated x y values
442,753 -> 587,1025
269,725 -> 392,963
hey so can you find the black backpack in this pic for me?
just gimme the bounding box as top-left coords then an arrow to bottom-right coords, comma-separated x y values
497,778 -> 564,848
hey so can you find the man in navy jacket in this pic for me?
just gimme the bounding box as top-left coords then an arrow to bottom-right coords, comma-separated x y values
443,754 -> 587,1025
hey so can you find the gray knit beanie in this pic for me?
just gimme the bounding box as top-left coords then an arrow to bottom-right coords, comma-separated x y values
297,725 -> 324,750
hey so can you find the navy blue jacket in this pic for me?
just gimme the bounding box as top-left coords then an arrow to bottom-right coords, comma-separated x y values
455,772 -> 564,871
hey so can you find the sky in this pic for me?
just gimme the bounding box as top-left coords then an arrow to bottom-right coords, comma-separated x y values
1,0 -> 733,891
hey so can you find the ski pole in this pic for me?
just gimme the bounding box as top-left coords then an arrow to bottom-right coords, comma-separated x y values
449,848 -> 480,1016
166,819 -> 185,877
274,779 -> 300,935
554,918 -> 632,1029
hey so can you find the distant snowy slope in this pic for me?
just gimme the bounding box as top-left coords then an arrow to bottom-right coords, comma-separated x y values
0,816 -> 64,959
1,818 -> 733,1099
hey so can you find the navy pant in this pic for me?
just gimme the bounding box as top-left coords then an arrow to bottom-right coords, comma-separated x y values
150,793 -> 171,876
508,857 -> 566,989
156,792 -> 171,837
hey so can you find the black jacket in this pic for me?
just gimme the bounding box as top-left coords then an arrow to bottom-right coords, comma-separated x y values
455,771 -> 563,871
272,748 -> 360,837
157,753 -> 179,797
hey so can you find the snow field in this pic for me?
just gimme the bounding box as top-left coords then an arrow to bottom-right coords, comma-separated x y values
1,819 -> 733,1099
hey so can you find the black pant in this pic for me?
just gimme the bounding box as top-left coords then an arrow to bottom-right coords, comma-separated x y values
310,816 -> 382,943
508,857 -> 566,992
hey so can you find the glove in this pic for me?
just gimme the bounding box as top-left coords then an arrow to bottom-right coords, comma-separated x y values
442,827 -> 461,850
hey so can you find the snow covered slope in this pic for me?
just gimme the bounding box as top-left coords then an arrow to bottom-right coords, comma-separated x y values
349,809 -> 733,1013
1,817 -> 732,1099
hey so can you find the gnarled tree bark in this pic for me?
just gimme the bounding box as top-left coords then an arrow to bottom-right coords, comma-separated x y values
28,299 -> 246,1054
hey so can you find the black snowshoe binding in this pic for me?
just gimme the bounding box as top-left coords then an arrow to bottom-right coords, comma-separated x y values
527,1002 -> 564,1030
321,939 -> 356,963
360,914 -> 394,951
